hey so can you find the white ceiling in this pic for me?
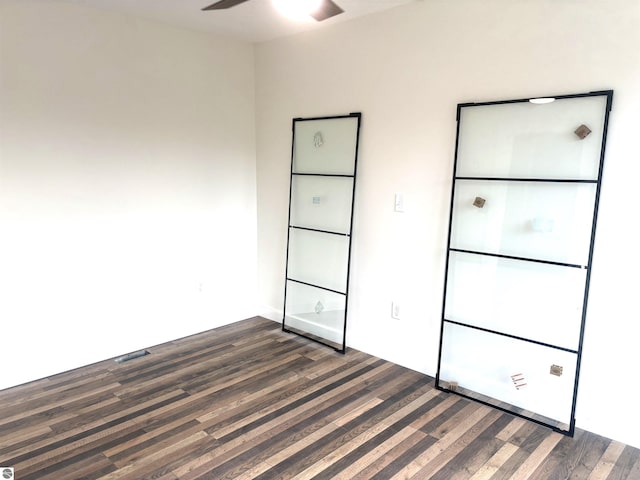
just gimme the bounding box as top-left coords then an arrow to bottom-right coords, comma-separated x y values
62,0 -> 416,43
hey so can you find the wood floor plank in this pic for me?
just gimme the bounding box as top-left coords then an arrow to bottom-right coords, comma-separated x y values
623,451 -> 640,480
408,409 -> 506,479
602,444 -> 640,480
14,423 -> 145,480
97,431 -> 211,480
468,441 -> 520,480
0,422 -> 53,451
170,371 -> 389,479
205,359 -> 389,440
509,431 -> 564,480
568,432 -> 614,480
495,416 -> 528,442
292,390 -> 441,479
36,453 -> 116,480
430,402 -> 484,439
234,414 -> 348,479
488,445 -> 534,480
428,413 -> 514,480
587,440 -> 627,480
106,419 -> 202,463
388,404 -> 494,479
199,377 -> 412,479
251,378 -> 434,480
1,316 -> 639,480
3,389 -> 188,469
357,428 -> 436,480
0,381 -> 122,428
527,429 -> 601,480
0,370 -> 114,412
510,420 -> 555,453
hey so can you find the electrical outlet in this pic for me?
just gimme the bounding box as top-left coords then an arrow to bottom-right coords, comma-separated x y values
391,302 -> 401,319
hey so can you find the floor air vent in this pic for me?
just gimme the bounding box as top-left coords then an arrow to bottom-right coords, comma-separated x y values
115,350 -> 149,364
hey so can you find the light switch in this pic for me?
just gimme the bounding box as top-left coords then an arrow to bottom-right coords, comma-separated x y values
312,196 -> 321,204
394,193 -> 404,212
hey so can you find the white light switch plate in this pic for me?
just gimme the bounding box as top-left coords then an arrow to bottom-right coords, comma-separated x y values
394,193 -> 404,212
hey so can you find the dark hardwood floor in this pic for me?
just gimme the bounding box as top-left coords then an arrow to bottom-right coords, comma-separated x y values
1,316 -> 639,479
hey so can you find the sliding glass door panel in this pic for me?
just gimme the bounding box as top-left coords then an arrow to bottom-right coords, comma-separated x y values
450,180 -> 597,265
439,322 -> 576,429
445,251 -> 586,350
287,228 -> 349,293
437,90 -> 613,435
456,96 -> 608,180
293,117 -> 359,175
290,175 -> 354,234
284,280 -> 346,349
283,113 -> 361,352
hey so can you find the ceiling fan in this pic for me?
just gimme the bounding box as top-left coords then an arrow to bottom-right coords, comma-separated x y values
202,0 -> 345,22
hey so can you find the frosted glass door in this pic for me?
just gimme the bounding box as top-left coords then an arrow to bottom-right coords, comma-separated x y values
450,180 -> 597,265
283,114 -> 361,352
437,91 -> 612,435
290,176 -> 354,234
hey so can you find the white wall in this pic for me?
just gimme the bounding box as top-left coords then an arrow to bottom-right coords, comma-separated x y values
0,2 -> 257,389
255,0 -> 640,447
2,0 -> 639,449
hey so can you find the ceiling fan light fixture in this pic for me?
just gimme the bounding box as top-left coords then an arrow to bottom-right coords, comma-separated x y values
272,0 -> 322,21
529,97 -> 556,105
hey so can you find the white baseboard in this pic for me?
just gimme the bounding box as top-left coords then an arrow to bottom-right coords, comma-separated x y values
285,310 -> 343,344
258,305 -> 342,344
259,305 -> 282,323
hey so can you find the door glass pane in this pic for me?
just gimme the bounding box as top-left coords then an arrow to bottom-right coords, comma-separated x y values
287,228 -> 349,293
445,251 -> 586,351
456,96 -> 607,180
450,180 -> 597,265
284,280 -> 345,349
439,92 -> 612,434
439,322 -> 576,430
290,175 -> 354,234
293,117 -> 359,175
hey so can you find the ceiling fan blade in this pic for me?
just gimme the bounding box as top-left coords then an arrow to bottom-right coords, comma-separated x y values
310,0 -> 344,21
202,0 -> 249,11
